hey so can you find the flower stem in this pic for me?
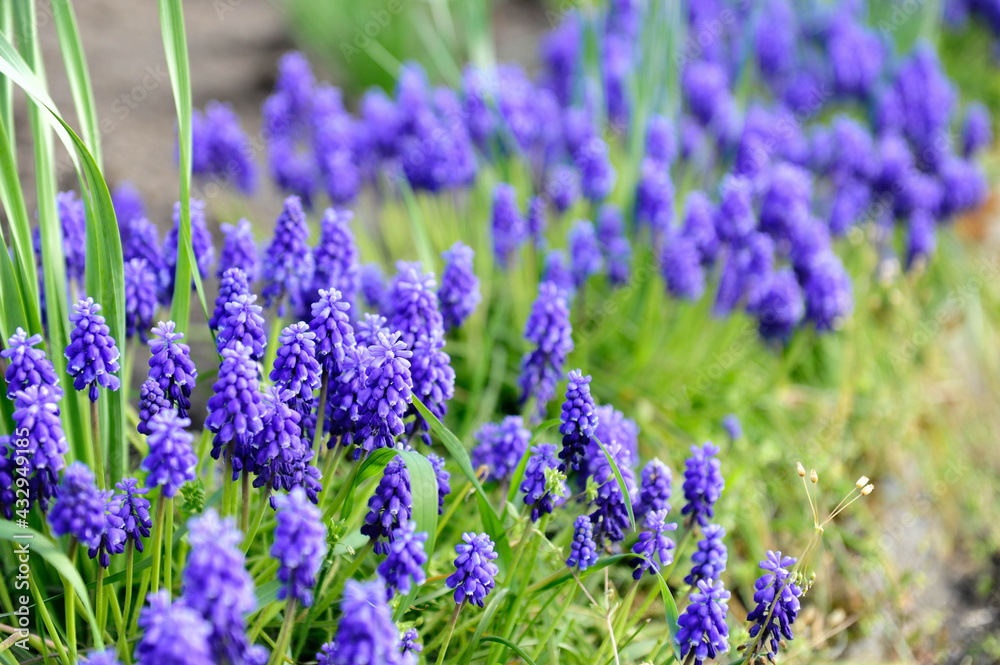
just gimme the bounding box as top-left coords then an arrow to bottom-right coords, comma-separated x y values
163,497 -> 174,595
95,565 -> 105,636
435,601 -> 464,665
320,439 -> 344,485
241,471 -> 251,534
64,539 -> 78,663
150,492 -> 167,594
90,396 -> 106,489
128,569 -> 150,637
119,542 -> 134,661
267,598 -> 297,665
322,455 -> 362,522
28,569 -> 69,665
222,441 -> 234,517
312,370 -> 329,456
242,483 -> 272,553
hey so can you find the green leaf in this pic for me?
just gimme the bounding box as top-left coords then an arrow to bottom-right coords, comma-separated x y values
340,447 -> 398,518
527,553 -> 634,595
410,396 -> 512,571
505,418 -> 561,508
460,588 -> 510,664
255,579 -> 282,609
0,113 -> 41,337
50,0 -> 102,168
479,636 -> 538,665
654,568 -> 681,660
593,435 -> 635,532
0,522 -> 102,649
394,450 -> 440,620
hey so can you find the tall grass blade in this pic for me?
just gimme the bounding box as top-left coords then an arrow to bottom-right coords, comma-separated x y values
50,0 -> 102,167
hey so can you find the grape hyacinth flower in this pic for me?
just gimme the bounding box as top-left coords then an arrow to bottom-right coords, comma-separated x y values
136,379 -> 169,436
124,259 -> 158,341
360,263 -> 387,310
596,205 -> 632,286
121,217 -> 165,289
354,332 -> 413,458
906,209 -> 937,271
9,384 -> 68,510
546,164 -> 581,214
566,515 -> 600,571
629,509 -> 678,580
251,387 -> 305,490
472,415 -> 532,482
309,287 -> 357,400
65,298 -> 121,402
519,282 -> 574,420
803,253 -> 853,332
217,219 -> 260,282
681,442 -> 725,527
568,220 -> 603,288
361,455 -> 412,554
325,343 -> 368,446
112,477 -> 152,551
142,409 -> 198,498
491,183 -> 527,267
543,250 -> 576,296
520,442 -> 565,522
216,292 -> 268,360
271,487 -> 328,607
526,196 -> 547,248
676,579 -> 731,665
399,627 -> 422,665
147,321 -> 198,418
722,414 -> 741,441
209,267 -> 250,331
191,101 -> 258,194
84,650 -> 123,665
646,114 -> 677,165
134,591 -> 214,665
406,333 -> 455,445
714,175 -> 755,244
319,580 -> 398,665
661,233 -> 706,300
385,261 -> 444,349
428,452 -> 451,515
89,490 -> 125,567
438,241 -> 481,332
309,208 -> 359,314
745,551 -> 802,662
446,532 -> 500,607
588,404 -> 639,472
635,459 -> 672,522
685,524 -> 728,586
683,191 -> 720,265
747,268 -> 805,341
354,312 -> 389,348
262,196 -> 315,315
576,136 -> 616,202
635,158 -> 674,235
269,322 -> 321,408
377,520 -> 428,598
559,369 -> 597,472
47,462 -> 106,549
588,441 -> 637,545
205,342 -> 264,479
182,510 -> 258,665
963,102 -> 992,158
162,200 -> 215,296
112,181 -> 145,226
2,328 -> 61,398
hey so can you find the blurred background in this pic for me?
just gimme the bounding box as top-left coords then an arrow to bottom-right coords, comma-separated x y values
10,0 -> 1000,662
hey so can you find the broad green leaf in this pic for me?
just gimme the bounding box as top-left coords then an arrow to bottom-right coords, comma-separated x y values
0,113 -> 41,337
340,447 -> 397,518
394,450 -> 440,621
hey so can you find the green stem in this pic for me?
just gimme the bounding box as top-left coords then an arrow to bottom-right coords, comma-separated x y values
28,569 -> 69,665
119,541 -> 134,661
435,601 -> 463,665
90,396 -> 105,489
321,440 -> 345,487
322,456 -> 362,522
242,483 -> 272,553
263,304 -> 284,376
150,492 -> 167,594
267,598 -> 297,665
95,565 -> 105,637
241,471 -> 251,534
312,370 -> 329,456
163,497 -> 174,595
324,541 -> 373,606
128,569 -> 150,637
530,587 -> 577,662
64,540 -> 78,663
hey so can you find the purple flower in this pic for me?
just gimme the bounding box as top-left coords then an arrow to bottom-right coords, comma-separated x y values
205,342 -> 265,478
446,532 -> 500,607
399,628 -> 421,665
882,46 -> 955,156
747,268 -> 805,341
142,409 -> 198,498
828,176 -> 872,236
385,261 -> 444,349
210,267 -> 251,331
759,163 -> 813,243
588,441 -> 637,545
722,414 -> 741,441
320,579 -> 399,665
681,442 -> 724,527
53,191 -> 87,284
162,200 -> 214,296
270,322 -> 321,407
541,14 -> 581,105
682,191 -> 719,265
714,175 -> 756,244
8,385 -> 67,511
325,343 -> 368,446
218,219 -> 259,282
266,137 -> 317,207
355,313 -> 389,349
377,520 -> 428,598
406,333 -> 455,445
566,514 -> 600,571
685,524 -> 727,585
354,332 -> 413,458
124,259 -> 158,342
519,282 -> 574,419
661,233 -> 705,300
543,250 -> 576,296
438,241 -> 481,332
311,86 -> 362,206
360,263 -> 387,310
589,404 -> 639,472
520,443 -> 565,522
676,579 -> 731,665
830,116 -> 878,181
309,288 -> 357,378
645,114 -> 677,165
559,370 -> 597,472
596,205 -> 631,286
137,379 -> 169,437
714,232 -> 775,316
683,61 -> 731,126
361,455 -> 412,554
635,159 -> 674,236
48,462 -> 105,549
906,209 -> 937,271
526,196 -> 547,248
492,183 -> 527,267
65,298 -> 121,402
112,182 -> 145,226
754,0 -> 796,82
938,156 -> 987,218
963,102 -> 992,158
309,208 -> 359,316
216,292 -> 267,360
635,459 -> 672,522
568,220 -> 603,288
111,477 -> 151,551
147,321 -> 198,418
191,101 -> 258,194
88,490 -> 125,568
262,196 -> 315,315
135,591 -> 214,665
471,415 -> 531,483
121,217 -> 165,292
546,164 -> 581,214
2,328 -> 61,398
576,136 -> 616,202
829,15 -> 883,99
271,487 -> 328,607
84,650 -> 123,665
803,253 -> 853,332
181,509 -> 258,664
428,452 -> 451,514
251,387 -> 305,487
746,551 -> 802,661
629,509 -> 678,580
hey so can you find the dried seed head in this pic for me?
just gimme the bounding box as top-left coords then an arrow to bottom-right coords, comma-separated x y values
797,462 -> 806,477
861,483 -> 874,495
855,475 -> 869,488
810,469 -> 818,484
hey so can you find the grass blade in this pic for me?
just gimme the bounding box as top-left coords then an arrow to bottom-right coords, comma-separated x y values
50,0 -> 102,167
479,636 -> 537,665
593,435 -> 635,532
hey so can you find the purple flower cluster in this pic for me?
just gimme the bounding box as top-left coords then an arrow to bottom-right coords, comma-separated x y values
354,332 -> 413,458
218,219 -> 260,282
685,524 -> 728,586
191,101 -> 257,194
65,298 -> 121,401
377,520 -> 428,598
446,531 -> 500,607
7,384 -> 68,510
588,440 -> 636,545
47,462 -> 106,549
746,551 -> 802,661
520,442 -> 565,522
676,579 -> 731,665
309,208 -> 359,315
385,261 -> 444,350
141,409 -> 198,498
135,591 -> 214,665
472,415 -> 531,482
2,328 -> 61,398
629,509 -> 678,580
124,259 -> 158,341
205,342 -> 264,478
216,292 -> 268,361
269,322 -> 321,409
438,241 -> 481,331
262,196 -> 315,315
519,282 -> 574,420
210,267 -> 250,331
319,579 -> 400,665
428,452 -> 451,514
361,455 -> 412,554
162,200 -> 215,298
558,370 -> 597,472
147,321 -> 198,418
681,442 -> 725,527
635,458 -> 672,521
271,487 -> 328,607
566,515 -> 600,571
